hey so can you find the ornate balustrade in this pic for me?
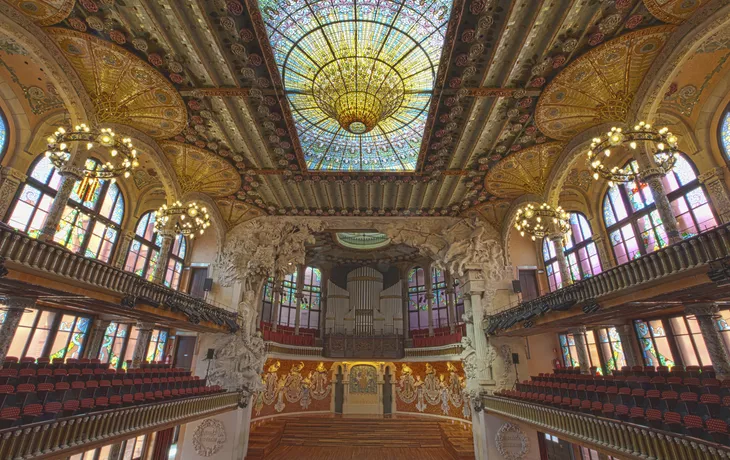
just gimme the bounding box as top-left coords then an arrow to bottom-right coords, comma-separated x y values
0,225 -> 237,331
324,334 -> 404,359
264,342 -> 324,357
487,223 -> 730,335
404,343 -> 463,359
482,395 -> 730,460
0,392 -> 240,460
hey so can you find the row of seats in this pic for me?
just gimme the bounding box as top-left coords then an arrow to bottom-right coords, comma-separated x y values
556,365 -> 716,378
1,357 -> 172,371
0,367 -> 193,386
412,331 -> 463,348
518,376 -> 730,396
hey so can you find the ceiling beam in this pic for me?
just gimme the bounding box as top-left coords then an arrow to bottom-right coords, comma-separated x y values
181,87 -> 541,98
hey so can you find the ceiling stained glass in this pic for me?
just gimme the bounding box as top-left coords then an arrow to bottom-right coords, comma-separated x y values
259,0 -> 453,171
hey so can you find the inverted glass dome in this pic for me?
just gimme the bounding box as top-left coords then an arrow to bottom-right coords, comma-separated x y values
335,232 -> 391,250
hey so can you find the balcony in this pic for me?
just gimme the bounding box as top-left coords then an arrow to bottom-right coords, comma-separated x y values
0,225 -> 237,332
487,223 -> 730,336
0,391 -> 239,459
482,395 -> 730,459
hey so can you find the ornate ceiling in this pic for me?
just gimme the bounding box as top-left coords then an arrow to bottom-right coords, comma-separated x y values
6,0 -> 713,221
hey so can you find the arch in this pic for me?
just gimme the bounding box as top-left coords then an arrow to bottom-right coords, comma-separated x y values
500,194 -> 543,265
0,74 -> 31,167
542,212 -> 603,292
0,100 -> 8,162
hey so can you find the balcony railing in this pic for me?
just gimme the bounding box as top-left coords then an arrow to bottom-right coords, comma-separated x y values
487,223 -> 730,335
0,225 -> 238,331
0,392 -> 239,459
482,395 -> 730,460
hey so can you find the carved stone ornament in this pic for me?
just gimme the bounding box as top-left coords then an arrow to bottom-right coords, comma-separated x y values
206,329 -> 266,397
192,418 -> 226,457
495,422 -> 529,460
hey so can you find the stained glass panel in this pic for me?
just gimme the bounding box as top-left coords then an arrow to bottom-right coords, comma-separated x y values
0,108 -> 6,159
723,109 -> 730,159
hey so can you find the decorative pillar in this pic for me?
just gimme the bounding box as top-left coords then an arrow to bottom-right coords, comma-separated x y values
699,167 -> 730,224
152,230 -> 175,284
319,267 -> 330,337
107,443 -> 123,460
425,262 -> 434,336
685,303 -> 730,380
642,168 -> 682,244
549,234 -> 572,287
460,268 -> 493,388
113,231 -> 136,270
445,271 -> 457,334
0,167 -> 27,219
38,166 -> 82,242
132,321 -> 154,368
271,275 -> 282,332
0,297 -> 35,364
294,265 -> 305,335
570,327 -> 590,374
615,323 -> 642,367
591,235 -> 613,270
401,266 -> 410,339
84,319 -> 111,359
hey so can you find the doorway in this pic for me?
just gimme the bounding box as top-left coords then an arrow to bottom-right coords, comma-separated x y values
174,336 -> 196,370
383,367 -> 392,415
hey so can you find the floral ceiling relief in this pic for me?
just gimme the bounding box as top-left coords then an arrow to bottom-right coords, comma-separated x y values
160,141 -> 241,198
535,26 -> 674,141
45,28 -> 187,139
484,142 -> 564,199
8,0 -> 73,26
643,0 -> 711,25
215,198 -> 264,230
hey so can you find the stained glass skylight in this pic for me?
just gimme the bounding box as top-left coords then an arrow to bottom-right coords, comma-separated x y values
722,108 -> 730,159
259,0 -> 453,171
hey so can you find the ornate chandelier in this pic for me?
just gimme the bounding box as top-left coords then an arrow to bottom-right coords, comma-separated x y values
312,57 -> 405,134
154,201 -> 211,239
45,123 -> 139,200
587,122 -> 679,186
514,203 -> 570,241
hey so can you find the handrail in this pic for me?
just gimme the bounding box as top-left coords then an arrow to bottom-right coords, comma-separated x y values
482,395 -> 730,460
0,391 -> 240,459
0,225 -> 238,331
487,223 -> 730,335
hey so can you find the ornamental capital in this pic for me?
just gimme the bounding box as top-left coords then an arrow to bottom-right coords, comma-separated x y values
568,326 -> 588,335
0,166 -> 27,183
698,167 -> 725,184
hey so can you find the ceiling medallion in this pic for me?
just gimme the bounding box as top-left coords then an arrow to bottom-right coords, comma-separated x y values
155,201 -> 211,239
514,203 -> 570,241
587,122 -> 679,186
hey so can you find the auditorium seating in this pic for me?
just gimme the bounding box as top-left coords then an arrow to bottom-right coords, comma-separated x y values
495,366 -> 729,446
260,323 -> 316,346
0,358 -> 225,430
411,325 -> 465,348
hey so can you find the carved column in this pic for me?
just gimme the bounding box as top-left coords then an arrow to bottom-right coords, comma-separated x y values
642,168 -> 682,244
113,231 -> 136,270
270,275 -> 282,332
152,230 -> 175,284
38,166 -> 82,242
319,267 -> 330,337
0,297 -> 35,364
699,167 -> 730,224
107,443 -> 123,460
570,327 -> 590,374
591,235 -> 612,271
132,321 -> 154,367
425,262 -> 434,336
294,265 -> 305,335
549,234 -> 572,287
0,167 -> 27,220
686,303 -> 730,380
615,323 -> 642,368
461,268 -> 493,389
445,271 -> 457,334
84,319 -> 111,359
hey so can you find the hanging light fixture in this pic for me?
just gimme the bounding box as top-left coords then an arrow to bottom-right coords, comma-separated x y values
514,203 -> 570,241
586,122 -> 679,187
44,123 -> 139,199
154,201 -> 211,239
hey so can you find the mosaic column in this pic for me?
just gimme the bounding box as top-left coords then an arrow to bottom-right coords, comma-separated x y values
445,271 -> 457,334
0,167 -> 27,219
699,167 -> 730,224
132,321 -> 155,368
0,297 -> 35,364
425,262 -> 434,336
570,327 -> 590,374
84,319 -> 111,359
615,323 -> 642,368
113,231 -> 136,270
642,168 -> 682,244
461,268 -> 492,387
685,303 -> 730,380
152,230 -> 175,284
294,265 -> 305,335
549,234 -> 572,287
38,166 -> 82,242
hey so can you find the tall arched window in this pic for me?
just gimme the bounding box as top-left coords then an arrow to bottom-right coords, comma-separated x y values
602,154 -> 717,264
721,105 -> 730,159
408,267 -> 428,330
7,156 -> 124,263
431,268 -> 449,328
543,213 -> 603,291
125,212 -> 161,282
278,270 -> 298,327
164,235 -> 186,289
300,266 -> 321,330
0,106 -> 8,161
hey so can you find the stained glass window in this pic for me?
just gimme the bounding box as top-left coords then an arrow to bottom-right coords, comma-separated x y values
669,315 -> 712,367
164,234 -> 186,290
408,267 -> 429,330
258,0 -> 453,171
559,333 -> 580,368
542,213 -> 602,292
277,270 -> 298,327
300,266 -> 321,330
125,212 -> 185,289
4,307 -> 90,360
634,319 -> 675,368
596,327 -> 626,374
145,328 -> 168,363
721,107 -> 730,159
602,154 -> 717,264
0,106 -> 7,161
7,156 -> 124,262
259,267 -> 321,330
717,309 -> 730,353
431,268 -> 449,328
99,322 -> 130,369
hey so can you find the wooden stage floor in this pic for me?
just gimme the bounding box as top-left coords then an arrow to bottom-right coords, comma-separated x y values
262,445 -> 457,459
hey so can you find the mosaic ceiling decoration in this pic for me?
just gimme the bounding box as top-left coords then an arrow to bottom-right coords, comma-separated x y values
463,200 -> 511,231
335,232 -> 391,250
9,0 -> 73,26
46,28 -> 187,139
161,142 -> 241,198
643,0 -> 710,25
484,142 -> 564,199
535,26 -> 674,141
258,0 -> 453,171
216,198 -> 264,230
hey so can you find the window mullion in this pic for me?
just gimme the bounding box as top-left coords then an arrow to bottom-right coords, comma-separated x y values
42,309 -> 63,359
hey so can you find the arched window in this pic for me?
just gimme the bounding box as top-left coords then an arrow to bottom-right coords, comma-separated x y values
602,154 -> 717,265
721,105 -> 730,159
543,213 -> 603,291
408,267 -> 428,330
278,270 -> 298,327
300,267 -> 321,330
124,211 -> 162,282
431,268 -> 449,328
164,235 -> 186,290
7,156 -> 124,263
0,106 -> 8,161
